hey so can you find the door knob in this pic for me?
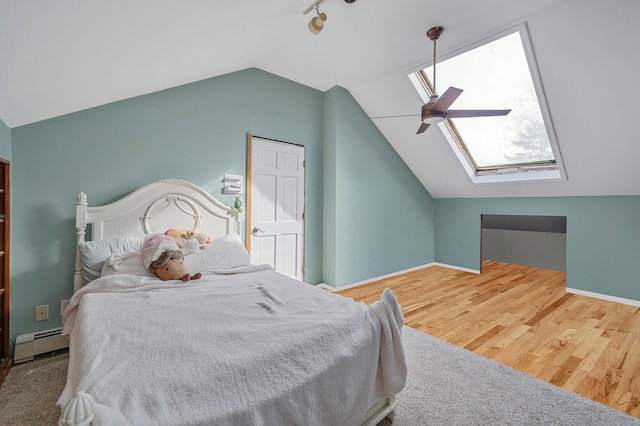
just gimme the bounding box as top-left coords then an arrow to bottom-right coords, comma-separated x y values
252,227 -> 265,236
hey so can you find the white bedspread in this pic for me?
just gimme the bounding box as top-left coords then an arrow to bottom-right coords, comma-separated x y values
57,267 -> 406,426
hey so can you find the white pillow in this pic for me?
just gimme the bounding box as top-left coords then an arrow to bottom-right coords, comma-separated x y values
101,252 -> 156,278
184,233 -> 250,275
78,236 -> 149,285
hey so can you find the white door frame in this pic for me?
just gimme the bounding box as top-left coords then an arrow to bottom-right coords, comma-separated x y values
246,134 -> 305,280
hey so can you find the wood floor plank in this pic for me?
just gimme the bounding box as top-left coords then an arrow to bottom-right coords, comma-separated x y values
335,261 -> 640,418
550,355 -> 583,387
524,293 -> 574,326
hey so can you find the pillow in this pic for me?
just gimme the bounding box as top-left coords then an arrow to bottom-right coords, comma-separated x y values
78,235 -> 150,285
184,233 -> 250,275
101,252 -> 156,278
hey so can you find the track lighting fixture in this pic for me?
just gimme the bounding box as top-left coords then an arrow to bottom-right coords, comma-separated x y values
302,0 -> 357,35
303,0 -> 327,35
308,10 -> 327,35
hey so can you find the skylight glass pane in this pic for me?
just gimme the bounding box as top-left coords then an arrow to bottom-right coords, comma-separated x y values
424,31 -> 555,169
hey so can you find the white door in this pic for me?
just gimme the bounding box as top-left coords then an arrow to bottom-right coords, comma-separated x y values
248,136 -> 305,280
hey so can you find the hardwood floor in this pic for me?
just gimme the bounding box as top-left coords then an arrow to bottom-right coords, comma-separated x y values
335,260 -> 640,418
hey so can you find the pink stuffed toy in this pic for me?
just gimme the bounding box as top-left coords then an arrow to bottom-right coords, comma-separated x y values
164,228 -> 211,253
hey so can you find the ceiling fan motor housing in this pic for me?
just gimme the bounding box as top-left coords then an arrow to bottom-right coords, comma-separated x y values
422,109 -> 446,124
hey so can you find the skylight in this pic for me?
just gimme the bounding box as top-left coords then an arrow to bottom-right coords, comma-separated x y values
409,24 -> 565,184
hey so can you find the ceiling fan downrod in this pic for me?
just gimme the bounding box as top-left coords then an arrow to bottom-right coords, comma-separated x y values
427,26 -> 443,97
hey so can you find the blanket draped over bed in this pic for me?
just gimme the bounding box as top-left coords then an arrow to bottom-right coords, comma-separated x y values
57,266 -> 407,426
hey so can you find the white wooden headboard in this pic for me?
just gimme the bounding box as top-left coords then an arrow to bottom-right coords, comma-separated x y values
74,178 -> 243,291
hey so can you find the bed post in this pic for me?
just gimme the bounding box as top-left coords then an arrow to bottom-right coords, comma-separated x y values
234,209 -> 243,236
74,192 -> 88,293
60,390 -> 95,426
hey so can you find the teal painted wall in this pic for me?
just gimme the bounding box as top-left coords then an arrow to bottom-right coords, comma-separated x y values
9,68 -> 326,347
435,196 -> 640,300
8,68 -> 437,352
0,118 -> 10,160
323,87 -> 435,286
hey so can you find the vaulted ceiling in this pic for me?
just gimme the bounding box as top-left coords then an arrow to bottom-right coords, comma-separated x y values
1,0 -> 638,198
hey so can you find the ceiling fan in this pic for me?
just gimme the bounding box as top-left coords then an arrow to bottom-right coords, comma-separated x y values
376,26 -> 512,134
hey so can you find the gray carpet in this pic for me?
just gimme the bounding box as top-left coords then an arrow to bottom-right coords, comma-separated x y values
1,328 -> 639,425
391,326 -> 639,425
0,350 -> 68,425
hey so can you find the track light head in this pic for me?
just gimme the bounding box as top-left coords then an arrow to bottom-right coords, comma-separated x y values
308,12 -> 327,35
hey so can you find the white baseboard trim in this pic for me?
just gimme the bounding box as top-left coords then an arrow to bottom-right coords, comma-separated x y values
432,262 -> 481,275
317,262 -> 480,292
318,264 -> 640,308
317,263 -> 435,292
566,287 -> 640,307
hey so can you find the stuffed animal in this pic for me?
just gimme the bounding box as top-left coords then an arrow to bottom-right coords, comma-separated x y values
151,250 -> 202,282
141,234 -> 202,281
191,231 -> 211,245
164,228 -> 191,248
164,228 -> 211,249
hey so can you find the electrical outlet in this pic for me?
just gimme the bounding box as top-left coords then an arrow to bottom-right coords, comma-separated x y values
60,299 -> 70,316
35,305 -> 49,321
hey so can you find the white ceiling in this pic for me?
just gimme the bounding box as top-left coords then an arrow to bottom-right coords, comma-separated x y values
1,0 -> 639,198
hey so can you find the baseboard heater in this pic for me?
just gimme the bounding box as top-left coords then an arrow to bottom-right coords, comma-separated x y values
14,327 -> 69,364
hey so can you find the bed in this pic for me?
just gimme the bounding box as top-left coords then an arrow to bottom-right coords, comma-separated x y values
57,178 -> 407,426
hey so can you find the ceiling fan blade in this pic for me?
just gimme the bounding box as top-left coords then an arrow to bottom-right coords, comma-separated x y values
430,87 -> 463,113
368,114 -> 420,119
416,122 -> 430,134
446,109 -> 511,118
